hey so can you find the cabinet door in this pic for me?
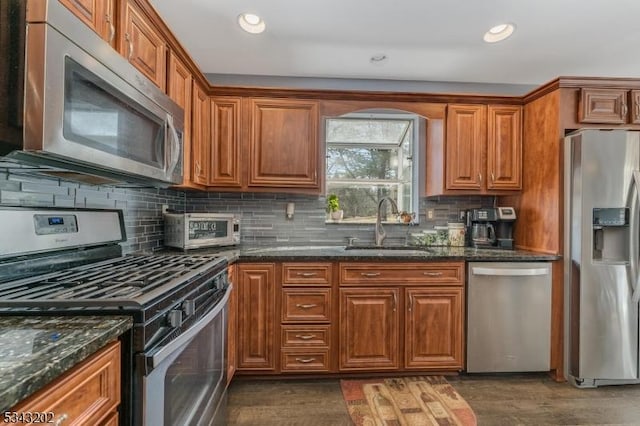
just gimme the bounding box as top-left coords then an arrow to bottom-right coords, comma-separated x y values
59,0 -> 115,45
578,88 -> 628,124
405,288 -> 463,369
191,82 -> 210,186
226,265 -> 237,385
339,288 -> 399,370
210,97 -> 242,187
11,341 -> 120,425
248,99 -> 319,189
237,263 -> 276,371
446,104 -> 486,190
486,105 -> 522,190
120,0 -> 166,90
631,90 -> 640,124
167,53 -> 192,186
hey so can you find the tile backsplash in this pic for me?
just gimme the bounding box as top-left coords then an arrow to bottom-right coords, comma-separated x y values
1,169 -> 494,250
0,170 -> 185,254
186,191 -> 494,246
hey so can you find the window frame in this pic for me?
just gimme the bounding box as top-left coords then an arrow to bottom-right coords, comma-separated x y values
324,112 -> 420,224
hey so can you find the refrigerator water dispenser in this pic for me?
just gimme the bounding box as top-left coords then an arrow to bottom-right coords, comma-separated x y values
592,208 -> 629,262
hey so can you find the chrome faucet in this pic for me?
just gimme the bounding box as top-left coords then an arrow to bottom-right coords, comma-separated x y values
375,196 -> 399,246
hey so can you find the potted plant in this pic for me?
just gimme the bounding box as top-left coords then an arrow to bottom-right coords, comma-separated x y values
399,211 -> 415,223
327,194 -> 343,221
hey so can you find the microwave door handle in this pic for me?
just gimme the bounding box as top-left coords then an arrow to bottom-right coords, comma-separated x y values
166,115 -> 181,175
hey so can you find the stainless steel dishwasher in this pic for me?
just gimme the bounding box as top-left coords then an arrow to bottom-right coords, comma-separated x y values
467,262 -> 552,373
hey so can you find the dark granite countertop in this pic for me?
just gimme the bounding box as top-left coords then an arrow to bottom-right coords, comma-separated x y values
160,244 -> 559,262
0,316 -> 132,412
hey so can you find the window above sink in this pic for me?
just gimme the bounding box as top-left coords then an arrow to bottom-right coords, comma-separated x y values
325,112 -> 421,224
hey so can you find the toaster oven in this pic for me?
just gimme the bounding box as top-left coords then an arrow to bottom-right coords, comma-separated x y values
164,213 -> 240,250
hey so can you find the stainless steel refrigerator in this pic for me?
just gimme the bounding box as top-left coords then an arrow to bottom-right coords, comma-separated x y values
565,129 -> 640,388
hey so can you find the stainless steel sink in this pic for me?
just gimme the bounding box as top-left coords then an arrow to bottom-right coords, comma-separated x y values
244,245 -> 346,253
344,245 -> 432,252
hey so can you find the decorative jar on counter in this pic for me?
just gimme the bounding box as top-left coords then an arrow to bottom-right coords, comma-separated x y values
448,222 -> 465,247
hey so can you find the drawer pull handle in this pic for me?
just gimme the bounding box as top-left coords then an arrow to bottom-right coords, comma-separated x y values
423,272 -> 443,276
297,272 -> 317,277
296,303 -> 318,309
54,414 -> 69,426
295,334 -> 316,340
361,272 -> 381,277
295,357 -> 316,363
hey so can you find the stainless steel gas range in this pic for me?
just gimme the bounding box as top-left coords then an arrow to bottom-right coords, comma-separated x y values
0,207 -> 230,426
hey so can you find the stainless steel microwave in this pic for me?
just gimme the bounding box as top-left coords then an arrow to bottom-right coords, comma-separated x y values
164,213 -> 241,250
0,0 -> 184,187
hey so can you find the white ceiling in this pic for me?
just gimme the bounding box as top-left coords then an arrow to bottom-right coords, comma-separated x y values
149,0 -> 640,87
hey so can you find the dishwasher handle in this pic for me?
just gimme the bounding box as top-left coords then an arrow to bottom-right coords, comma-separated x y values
471,267 -> 549,277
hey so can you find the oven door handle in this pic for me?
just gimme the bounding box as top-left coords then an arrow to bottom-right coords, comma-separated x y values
146,284 -> 231,370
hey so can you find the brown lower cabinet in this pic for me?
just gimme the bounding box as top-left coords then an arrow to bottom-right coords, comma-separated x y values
11,340 -> 121,425
226,264 -> 238,385
339,288 -> 400,370
237,263 -> 276,371
236,261 -> 464,375
404,288 -> 464,369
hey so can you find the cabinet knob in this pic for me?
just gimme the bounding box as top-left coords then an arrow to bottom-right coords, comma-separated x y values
622,103 -> 629,117
296,272 -> 317,277
54,414 -> 69,426
478,173 -> 483,184
423,271 -> 443,277
295,357 -> 316,363
361,272 -> 381,277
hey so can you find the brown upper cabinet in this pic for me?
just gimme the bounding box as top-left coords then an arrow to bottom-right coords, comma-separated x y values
209,97 -> 243,188
167,53 -> 193,187
119,0 -> 167,90
428,103 -> 522,195
59,0 -> 116,45
191,82 -> 210,186
445,104 -> 487,190
248,98 -> 320,189
486,105 -> 523,190
579,88 -> 640,124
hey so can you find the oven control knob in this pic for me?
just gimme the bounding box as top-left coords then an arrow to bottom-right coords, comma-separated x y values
167,309 -> 183,328
182,300 -> 195,316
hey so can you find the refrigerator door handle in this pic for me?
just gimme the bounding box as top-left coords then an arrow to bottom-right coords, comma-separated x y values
630,170 -> 640,303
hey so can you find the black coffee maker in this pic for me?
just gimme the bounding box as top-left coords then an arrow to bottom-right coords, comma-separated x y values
465,207 -> 516,249
466,208 -> 498,248
495,206 -> 516,249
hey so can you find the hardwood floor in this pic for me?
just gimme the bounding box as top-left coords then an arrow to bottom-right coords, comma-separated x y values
227,374 -> 640,425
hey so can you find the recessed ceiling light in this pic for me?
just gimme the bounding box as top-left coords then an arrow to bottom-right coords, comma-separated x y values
238,13 -> 266,34
483,23 -> 515,43
370,54 -> 388,64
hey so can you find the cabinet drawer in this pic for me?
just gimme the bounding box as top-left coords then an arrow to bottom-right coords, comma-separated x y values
339,262 -> 464,285
282,289 -> 331,322
281,349 -> 330,372
281,325 -> 331,347
12,341 -> 120,425
282,263 -> 332,286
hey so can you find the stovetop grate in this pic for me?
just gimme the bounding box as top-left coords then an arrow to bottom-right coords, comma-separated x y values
0,254 -> 225,306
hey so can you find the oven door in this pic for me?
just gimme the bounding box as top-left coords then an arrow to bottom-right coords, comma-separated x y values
142,287 -> 230,426
22,19 -> 183,185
